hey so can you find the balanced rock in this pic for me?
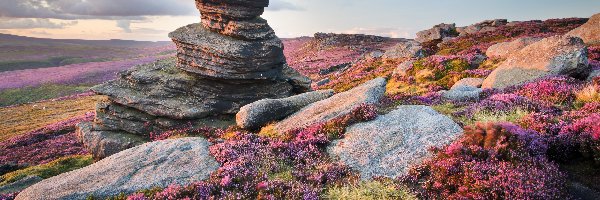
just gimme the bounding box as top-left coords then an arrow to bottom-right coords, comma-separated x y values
482,36 -> 590,89
416,23 -> 458,43
328,105 -> 463,180
83,0 -> 309,156
16,138 -> 220,200
382,40 -> 425,59
275,78 -> 386,133
486,37 -> 542,59
236,90 -> 334,130
567,13 -> 600,44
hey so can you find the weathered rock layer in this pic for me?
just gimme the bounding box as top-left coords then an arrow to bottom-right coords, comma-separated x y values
80,0 -> 309,159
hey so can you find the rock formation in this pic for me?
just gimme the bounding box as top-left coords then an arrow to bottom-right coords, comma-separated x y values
415,23 -> 458,43
567,13 -> 600,44
16,138 -> 219,200
457,19 -> 508,36
275,78 -> 386,134
79,0 -> 310,159
486,37 -> 542,59
327,105 -> 463,180
482,36 -> 590,89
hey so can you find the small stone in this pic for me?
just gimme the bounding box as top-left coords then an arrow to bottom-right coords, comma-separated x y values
393,60 -> 415,77
382,40 -> 425,59
441,86 -> 483,101
451,78 -> 485,89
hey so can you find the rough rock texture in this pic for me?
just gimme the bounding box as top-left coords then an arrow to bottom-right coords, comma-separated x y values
567,13 -> 600,44
16,138 -> 220,200
393,60 -> 415,77
84,0 -> 309,151
457,19 -> 508,36
236,90 -> 334,130
486,37 -> 542,59
328,106 -> 463,180
275,78 -> 387,133
451,78 -> 485,89
76,122 -> 149,160
0,176 -> 43,194
382,40 -> 425,59
482,36 -> 590,89
441,86 -> 483,101
416,23 -> 458,43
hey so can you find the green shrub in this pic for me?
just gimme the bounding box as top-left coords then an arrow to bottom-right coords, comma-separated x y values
0,155 -> 93,186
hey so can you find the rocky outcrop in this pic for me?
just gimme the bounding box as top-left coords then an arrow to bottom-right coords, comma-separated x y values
416,23 -> 458,43
567,13 -> 600,44
482,36 -> 590,89
275,78 -> 387,133
236,90 -> 334,130
486,37 -> 542,59
76,122 -> 149,160
457,19 -> 508,36
16,138 -> 220,200
382,40 -> 425,59
328,105 -> 463,180
451,78 -> 484,89
81,0 -> 309,156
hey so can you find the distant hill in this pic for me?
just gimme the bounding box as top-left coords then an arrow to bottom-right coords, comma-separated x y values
0,33 -> 171,48
0,33 -> 175,73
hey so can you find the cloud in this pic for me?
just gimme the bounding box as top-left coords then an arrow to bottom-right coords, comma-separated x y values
116,20 -> 132,33
0,0 -> 196,20
0,18 -> 78,29
267,0 -> 304,11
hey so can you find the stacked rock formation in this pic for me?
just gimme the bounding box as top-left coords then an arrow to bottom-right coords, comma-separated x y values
78,0 -> 309,159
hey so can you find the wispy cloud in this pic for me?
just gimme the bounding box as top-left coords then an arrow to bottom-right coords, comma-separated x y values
0,18 -> 78,29
342,27 -> 413,38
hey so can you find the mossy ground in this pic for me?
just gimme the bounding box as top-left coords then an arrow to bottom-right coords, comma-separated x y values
0,155 -> 93,186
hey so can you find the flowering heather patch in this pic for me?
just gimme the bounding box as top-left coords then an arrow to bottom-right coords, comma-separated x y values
0,193 -> 16,200
461,93 -> 555,118
515,76 -> 583,106
319,58 -> 401,92
403,122 -> 568,199
0,112 -> 92,167
124,104 -> 378,199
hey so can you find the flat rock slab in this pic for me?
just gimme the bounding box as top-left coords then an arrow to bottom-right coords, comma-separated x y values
485,37 -> 542,59
328,105 -> 463,180
275,78 -> 387,133
16,138 -> 220,200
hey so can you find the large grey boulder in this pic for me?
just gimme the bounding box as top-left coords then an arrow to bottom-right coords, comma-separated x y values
76,122 -> 149,160
328,105 -> 463,180
383,40 -> 425,59
486,37 -> 542,59
275,78 -> 387,133
566,13 -> 600,44
440,86 -> 483,101
236,90 -> 334,130
0,175 -> 43,194
482,36 -> 590,89
16,138 -> 220,200
416,23 -> 457,43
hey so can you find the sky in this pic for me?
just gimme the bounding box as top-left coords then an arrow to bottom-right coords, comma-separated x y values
0,0 -> 598,41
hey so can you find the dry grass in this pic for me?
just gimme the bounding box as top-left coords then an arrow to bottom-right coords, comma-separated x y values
0,95 -> 103,142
